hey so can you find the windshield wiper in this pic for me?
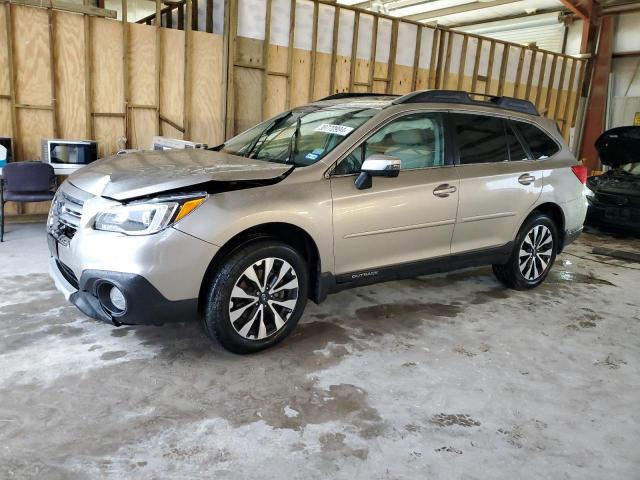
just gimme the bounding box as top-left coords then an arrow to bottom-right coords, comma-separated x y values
286,117 -> 302,165
246,113 -> 292,159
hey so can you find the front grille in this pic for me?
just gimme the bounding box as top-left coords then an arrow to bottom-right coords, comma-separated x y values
56,260 -> 79,289
49,184 -> 92,240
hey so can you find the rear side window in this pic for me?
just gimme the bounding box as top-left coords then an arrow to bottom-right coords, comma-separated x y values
514,121 -> 559,159
454,114 -> 509,164
504,122 -> 528,161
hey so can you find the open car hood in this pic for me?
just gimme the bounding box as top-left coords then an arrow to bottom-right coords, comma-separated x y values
67,149 -> 293,201
595,126 -> 640,168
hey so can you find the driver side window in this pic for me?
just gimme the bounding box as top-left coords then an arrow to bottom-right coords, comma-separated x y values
334,112 -> 445,175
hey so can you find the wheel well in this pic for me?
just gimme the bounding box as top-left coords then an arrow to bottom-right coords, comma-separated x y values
530,202 -> 566,249
198,223 -> 322,314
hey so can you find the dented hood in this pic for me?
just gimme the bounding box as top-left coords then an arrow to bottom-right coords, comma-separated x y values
67,149 -> 292,200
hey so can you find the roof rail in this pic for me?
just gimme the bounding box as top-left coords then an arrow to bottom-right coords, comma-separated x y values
318,92 -> 398,101
392,90 -> 539,116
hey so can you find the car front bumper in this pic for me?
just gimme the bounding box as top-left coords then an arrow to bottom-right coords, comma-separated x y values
50,258 -> 199,326
586,198 -> 640,232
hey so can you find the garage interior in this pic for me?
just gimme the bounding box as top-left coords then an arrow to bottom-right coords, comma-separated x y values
0,0 -> 639,477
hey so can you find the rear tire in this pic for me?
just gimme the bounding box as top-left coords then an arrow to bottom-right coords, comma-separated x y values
492,213 -> 558,290
202,240 -> 308,354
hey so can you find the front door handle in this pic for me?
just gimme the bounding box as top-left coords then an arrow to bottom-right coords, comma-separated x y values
433,184 -> 457,198
518,173 -> 536,185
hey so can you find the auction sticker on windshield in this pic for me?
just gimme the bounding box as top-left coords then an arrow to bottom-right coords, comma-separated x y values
314,124 -> 354,136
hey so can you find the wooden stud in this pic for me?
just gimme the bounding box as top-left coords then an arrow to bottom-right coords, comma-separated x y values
534,51 -> 548,108
496,44 -> 509,96
47,7 -> 58,138
205,0 -> 213,32
177,3 -> 184,29
568,60 -> 586,136
15,104 -> 54,110
348,11 -> 360,92
543,54 -> 558,115
366,15 -> 378,92
4,3 -> 17,145
93,112 -> 126,118
224,0 -> 237,137
159,113 -> 185,132
484,40 -> 495,94
411,26 -> 422,91
155,0 -> 162,135
0,0 -> 117,18
329,6 -> 339,94
262,0 -> 272,119
456,34 -> 468,91
524,50 -> 536,100
513,46 -> 525,98
285,0 -> 295,107
386,19 -> 398,93
428,28 -> 439,89
442,30 -> 454,90
551,56 -> 566,121
122,0 -> 130,146
308,0 -> 318,100
558,57 -> 577,130
84,0 -> 93,138
192,0 -> 197,30
183,0 -> 192,138
470,37 -> 481,93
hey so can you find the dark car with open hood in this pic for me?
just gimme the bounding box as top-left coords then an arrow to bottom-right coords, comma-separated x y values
586,126 -> 640,233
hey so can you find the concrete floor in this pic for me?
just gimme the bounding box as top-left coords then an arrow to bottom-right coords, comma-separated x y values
1,223 -> 639,479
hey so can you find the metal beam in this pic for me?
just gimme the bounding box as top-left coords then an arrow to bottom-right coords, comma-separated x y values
405,0 -> 520,22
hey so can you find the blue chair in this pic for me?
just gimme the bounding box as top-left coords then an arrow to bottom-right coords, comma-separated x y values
1,162 -> 56,242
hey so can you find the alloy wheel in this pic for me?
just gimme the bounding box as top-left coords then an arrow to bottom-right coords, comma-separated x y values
518,225 -> 554,281
228,257 -> 299,340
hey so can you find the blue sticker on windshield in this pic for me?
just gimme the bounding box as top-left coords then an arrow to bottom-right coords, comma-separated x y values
305,152 -> 319,161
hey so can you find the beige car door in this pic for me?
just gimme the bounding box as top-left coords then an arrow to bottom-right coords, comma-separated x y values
449,113 -> 544,254
330,112 -> 460,276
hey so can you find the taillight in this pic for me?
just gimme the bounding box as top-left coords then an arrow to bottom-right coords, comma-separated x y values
571,165 -> 587,184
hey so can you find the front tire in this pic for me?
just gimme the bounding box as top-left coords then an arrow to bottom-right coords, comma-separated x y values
202,240 -> 308,354
493,213 -> 558,290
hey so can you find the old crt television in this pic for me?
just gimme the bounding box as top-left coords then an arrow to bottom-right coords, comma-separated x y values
0,137 -> 12,167
41,139 -> 98,170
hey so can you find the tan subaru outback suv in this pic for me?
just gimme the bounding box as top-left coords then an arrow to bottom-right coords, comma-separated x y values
48,90 -> 588,353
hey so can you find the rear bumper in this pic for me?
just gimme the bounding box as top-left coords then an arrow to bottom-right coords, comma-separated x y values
561,226 -> 583,251
50,258 -> 198,326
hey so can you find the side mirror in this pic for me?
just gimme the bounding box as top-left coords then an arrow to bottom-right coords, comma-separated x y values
354,155 -> 401,190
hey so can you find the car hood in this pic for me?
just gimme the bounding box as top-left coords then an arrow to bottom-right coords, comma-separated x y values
595,126 -> 640,168
68,149 -> 293,200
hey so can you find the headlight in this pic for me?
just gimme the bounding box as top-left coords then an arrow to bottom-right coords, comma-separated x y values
94,193 -> 207,235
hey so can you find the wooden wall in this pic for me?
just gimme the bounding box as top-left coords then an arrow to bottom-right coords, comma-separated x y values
0,2 -> 225,215
1,0 -> 587,218
227,0 -> 586,142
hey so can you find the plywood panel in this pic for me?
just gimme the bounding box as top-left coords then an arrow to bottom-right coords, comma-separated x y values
54,11 -> 87,139
333,54 -> 351,93
160,26 -> 185,138
129,23 -> 157,107
312,52 -> 332,100
91,17 -> 124,113
13,5 -> 51,106
189,30 -> 224,146
94,117 -> 124,158
291,48 -> 311,107
234,36 -> 263,133
16,109 -> 52,160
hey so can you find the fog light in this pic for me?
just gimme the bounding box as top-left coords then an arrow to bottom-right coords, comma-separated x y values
109,286 -> 127,312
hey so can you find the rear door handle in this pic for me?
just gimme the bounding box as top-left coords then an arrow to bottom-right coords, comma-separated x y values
433,184 -> 457,198
518,173 -> 536,185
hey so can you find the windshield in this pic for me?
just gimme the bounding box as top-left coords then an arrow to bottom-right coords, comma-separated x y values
216,105 -> 378,166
